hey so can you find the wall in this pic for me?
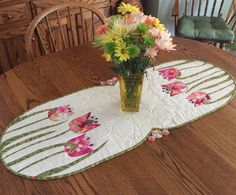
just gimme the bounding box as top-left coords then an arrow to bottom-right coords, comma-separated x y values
155,0 -> 233,35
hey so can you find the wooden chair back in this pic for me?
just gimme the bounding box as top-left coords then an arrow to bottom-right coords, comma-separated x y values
183,0 -> 232,17
226,0 -> 236,31
173,0 -> 236,32
25,2 -> 106,60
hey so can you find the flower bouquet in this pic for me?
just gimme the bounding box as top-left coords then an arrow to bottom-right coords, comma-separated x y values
94,3 -> 175,112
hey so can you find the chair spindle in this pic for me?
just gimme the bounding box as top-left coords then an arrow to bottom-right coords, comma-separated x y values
198,0 -> 202,16
204,0 -> 209,16
26,2 -> 106,60
185,0 -> 188,15
92,12 -> 95,37
211,0 -> 217,17
218,0 -> 225,17
75,14 -> 81,45
191,0 -> 195,16
56,10 -> 67,49
68,7 -> 76,46
79,8 -> 86,43
45,16 -> 57,52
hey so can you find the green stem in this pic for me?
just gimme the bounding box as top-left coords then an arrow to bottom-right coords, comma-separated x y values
209,90 -> 235,104
36,141 -> 107,179
2,130 -> 69,160
178,66 -> 216,80
178,62 -> 207,71
10,108 -> 53,126
208,83 -> 235,96
186,73 -> 228,93
18,150 -> 65,173
6,143 -> 65,167
156,60 -> 193,70
185,70 -> 222,85
199,77 -> 232,91
0,121 -> 66,150
0,131 -> 55,156
6,117 -> 48,135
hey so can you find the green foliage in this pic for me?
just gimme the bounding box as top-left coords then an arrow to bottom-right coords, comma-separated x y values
93,38 -> 102,46
127,44 -> 139,58
225,38 -> 236,51
113,56 -> 122,65
103,42 -> 116,54
143,34 -> 155,47
108,15 -> 122,25
137,24 -> 150,32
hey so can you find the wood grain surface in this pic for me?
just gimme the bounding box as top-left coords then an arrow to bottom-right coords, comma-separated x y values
0,37 -> 236,195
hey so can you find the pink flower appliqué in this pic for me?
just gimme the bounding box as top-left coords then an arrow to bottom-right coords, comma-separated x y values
147,129 -> 170,142
161,81 -> 187,96
100,77 -> 118,86
69,112 -> 100,134
64,134 -> 94,157
158,68 -> 181,80
48,105 -> 74,121
186,91 -> 211,107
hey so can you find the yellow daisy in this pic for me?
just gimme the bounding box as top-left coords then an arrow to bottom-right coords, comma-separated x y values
98,32 -> 122,45
118,3 -> 140,15
115,41 -> 130,62
154,18 -> 165,30
103,53 -> 112,62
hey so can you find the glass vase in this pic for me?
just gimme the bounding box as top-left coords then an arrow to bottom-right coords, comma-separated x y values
119,74 -> 144,112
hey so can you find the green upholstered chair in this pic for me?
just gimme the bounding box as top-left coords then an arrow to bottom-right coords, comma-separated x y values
172,0 -> 236,48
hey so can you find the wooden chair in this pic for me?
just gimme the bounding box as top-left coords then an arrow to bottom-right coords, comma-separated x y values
172,0 -> 236,48
25,2 -> 106,60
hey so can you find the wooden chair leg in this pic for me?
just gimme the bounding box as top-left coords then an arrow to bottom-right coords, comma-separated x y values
219,43 -> 224,49
213,42 -> 217,47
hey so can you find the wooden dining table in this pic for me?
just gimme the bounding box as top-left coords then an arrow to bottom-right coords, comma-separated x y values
0,37 -> 236,195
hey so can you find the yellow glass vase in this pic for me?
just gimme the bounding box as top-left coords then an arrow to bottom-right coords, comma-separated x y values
119,74 -> 144,112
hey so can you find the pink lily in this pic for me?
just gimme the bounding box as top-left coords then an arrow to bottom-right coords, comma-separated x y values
48,104 -> 74,121
64,134 -> 94,157
69,112 -> 100,134
161,81 -> 187,96
158,68 -> 181,80
187,91 -> 211,107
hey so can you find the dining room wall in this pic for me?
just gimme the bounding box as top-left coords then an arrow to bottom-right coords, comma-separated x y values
156,0 -> 233,35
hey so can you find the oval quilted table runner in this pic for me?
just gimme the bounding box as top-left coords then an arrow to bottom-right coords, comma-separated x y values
0,60 -> 235,180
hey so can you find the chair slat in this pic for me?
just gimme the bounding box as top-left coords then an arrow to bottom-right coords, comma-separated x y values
218,0 -> 224,17
204,0 -> 209,16
85,21 -> 89,42
75,14 -> 81,45
211,0 -> 217,17
79,8 -> 86,44
26,2 -> 106,60
185,0 -> 188,15
56,10 -> 67,49
35,26 -> 48,56
45,16 -> 57,52
68,7 -> 76,46
228,12 -> 235,25
191,0 -> 195,16
198,0 -> 202,16
226,1 -> 234,22
233,20 -> 236,31
92,12 -> 95,37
